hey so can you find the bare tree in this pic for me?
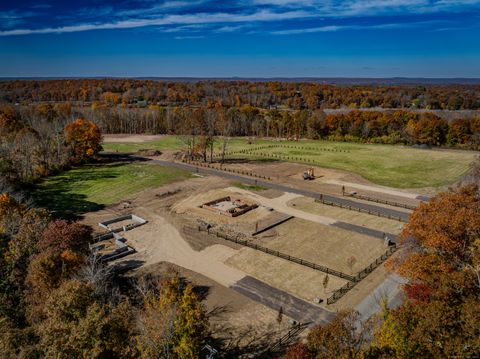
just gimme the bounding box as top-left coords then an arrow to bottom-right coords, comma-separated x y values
77,250 -> 113,304
219,108 -> 234,164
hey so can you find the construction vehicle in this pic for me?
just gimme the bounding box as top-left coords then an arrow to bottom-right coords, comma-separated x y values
303,167 -> 315,180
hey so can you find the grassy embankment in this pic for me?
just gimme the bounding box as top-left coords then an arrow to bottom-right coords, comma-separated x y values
34,162 -> 191,216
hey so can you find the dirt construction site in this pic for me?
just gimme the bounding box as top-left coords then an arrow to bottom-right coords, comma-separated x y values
81,148 -> 423,354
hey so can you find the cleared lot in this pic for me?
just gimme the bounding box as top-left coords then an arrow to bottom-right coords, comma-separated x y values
263,218 -> 388,274
287,196 -> 405,235
226,248 -> 349,304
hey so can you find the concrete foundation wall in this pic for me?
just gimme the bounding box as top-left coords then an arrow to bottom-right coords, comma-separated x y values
93,213 -> 148,262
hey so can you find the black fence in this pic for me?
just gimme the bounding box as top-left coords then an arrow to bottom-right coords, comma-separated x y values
344,192 -> 417,210
192,224 -> 398,306
326,245 -> 397,304
315,198 -> 407,223
194,225 -> 356,281
267,323 -> 309,354
181,159 -> 272,180
252,215 -> 294,236
224,150 -> 331,165
221,143 -> 350,156
262,144 -> 350,153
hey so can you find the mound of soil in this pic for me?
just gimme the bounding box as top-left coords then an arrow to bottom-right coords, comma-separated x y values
136,148 -> 162,156
411,144 -> 432,149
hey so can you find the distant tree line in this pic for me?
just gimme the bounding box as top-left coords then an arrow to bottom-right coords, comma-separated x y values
2,102 -> 480,168
76,103 -> 480,149
1,79 -> 480,110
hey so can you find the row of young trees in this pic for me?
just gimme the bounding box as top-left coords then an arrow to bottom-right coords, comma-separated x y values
0,105 -> 102,188
284,181 -> 480,358
0,193 -> 209,358
2,79 -> 480,110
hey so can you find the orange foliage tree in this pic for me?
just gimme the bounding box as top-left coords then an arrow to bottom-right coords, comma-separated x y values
375,185 -> 480,357
25,220 -> 92,321
64,119 -> 102,163
306,309 -> 373,358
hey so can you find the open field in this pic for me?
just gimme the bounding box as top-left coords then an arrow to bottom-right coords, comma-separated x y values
34,161 -> 191,215
102,135 -> 476,188
102,135 -> 184,153
172,188 -> 279,235
103,134 -> 167,143
222,138 -> 476,188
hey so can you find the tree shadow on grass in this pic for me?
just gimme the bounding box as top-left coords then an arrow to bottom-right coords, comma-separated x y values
32,157 -> 146,219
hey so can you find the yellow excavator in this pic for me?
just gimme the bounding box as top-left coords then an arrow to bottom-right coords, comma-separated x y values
303,167 -> 315,180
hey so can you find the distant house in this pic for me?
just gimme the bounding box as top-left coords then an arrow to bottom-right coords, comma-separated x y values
135,99 -> 148,107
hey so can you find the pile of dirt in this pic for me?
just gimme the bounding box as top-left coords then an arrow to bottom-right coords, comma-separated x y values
135,148 -> 162,156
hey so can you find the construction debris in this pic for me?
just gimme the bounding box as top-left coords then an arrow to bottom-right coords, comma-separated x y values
92,214 -> 148,262
201,196 -> 258,217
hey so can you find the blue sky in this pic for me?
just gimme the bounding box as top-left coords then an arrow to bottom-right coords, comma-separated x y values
1,0 -> 480,77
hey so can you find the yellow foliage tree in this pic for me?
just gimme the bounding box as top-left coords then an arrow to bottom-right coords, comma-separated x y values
136,276 -> 208,359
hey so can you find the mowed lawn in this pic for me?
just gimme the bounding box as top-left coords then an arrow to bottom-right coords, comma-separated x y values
101,135 -> 476,188
223,139 -> 477,188
102,136 -> 184,153
34,162 -> 190,216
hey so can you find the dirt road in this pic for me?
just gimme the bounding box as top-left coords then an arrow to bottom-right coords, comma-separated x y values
224,187 -> 398,241
125,209 -> 244,286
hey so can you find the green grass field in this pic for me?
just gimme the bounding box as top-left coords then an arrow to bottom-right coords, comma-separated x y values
102,136 -> 184,153
224,139 -> 476,188
101,136 -> 476,189
34,162 -> 190,216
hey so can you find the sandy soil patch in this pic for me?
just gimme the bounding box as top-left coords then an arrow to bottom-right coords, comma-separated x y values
329,264 -> 393,311
172,188 -> 283,235
226,188 -> 337,226
269,218 -> 388,274
226,248 -> 348,305
323,179 -> 422,199
121,208 -> 245,287
131,261 -> 253,316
